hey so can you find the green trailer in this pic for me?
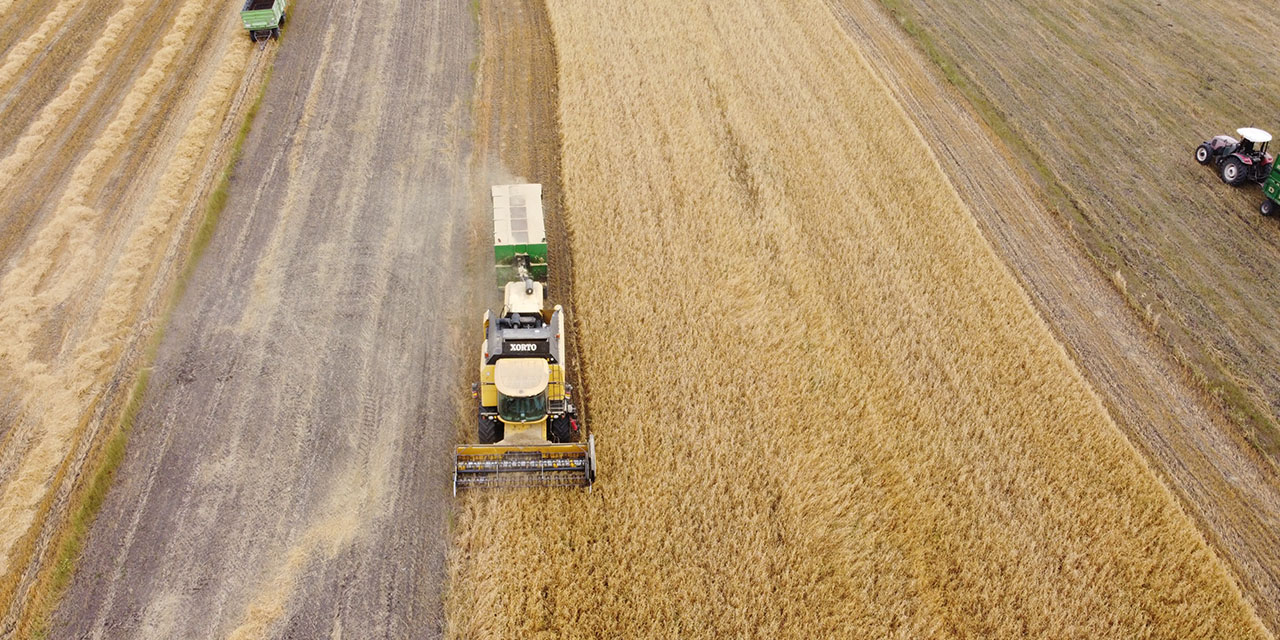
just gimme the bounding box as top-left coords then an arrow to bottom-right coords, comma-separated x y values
1263,164 -> 1280,217
241,0 -> 287,41
492,184 -> 549,288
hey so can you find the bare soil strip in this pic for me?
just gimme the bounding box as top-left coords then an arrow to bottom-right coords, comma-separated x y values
54,1 -> 478,637
464,0 -> 584,422
823,1 -> 1280,632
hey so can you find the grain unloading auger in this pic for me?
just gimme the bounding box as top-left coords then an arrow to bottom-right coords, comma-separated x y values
454,184 -> 596,494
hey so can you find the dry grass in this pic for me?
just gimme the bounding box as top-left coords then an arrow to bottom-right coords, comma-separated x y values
873,0 -> 1280,457
445,1 -> 1269,637
12,59 -> 275,639
0,0 -> 261,619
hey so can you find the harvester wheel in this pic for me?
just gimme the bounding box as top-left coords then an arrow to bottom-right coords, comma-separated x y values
1221,158 -> 1245,185
550,415 -> 573,443
1262,199 -> 1277,217
1195,144 -> 1211,165
479,415 -> 503,444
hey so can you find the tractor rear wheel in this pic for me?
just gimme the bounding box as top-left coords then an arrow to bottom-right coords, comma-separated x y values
479,414 -> 503,444
1195,144 -> 1212,165
1262,199 -> 1277,217
1221,158 -> 1245,185
549,415 -> 573,443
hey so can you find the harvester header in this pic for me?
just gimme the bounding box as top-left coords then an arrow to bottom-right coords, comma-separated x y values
453,184 -> 596,494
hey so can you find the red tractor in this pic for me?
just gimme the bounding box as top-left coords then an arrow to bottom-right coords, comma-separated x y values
1196,127 -> 1274,186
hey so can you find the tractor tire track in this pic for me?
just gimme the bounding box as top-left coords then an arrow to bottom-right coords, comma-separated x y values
0,0 -> 270,633
0,0 -> 227,570
55,0 -> 478,637
0,0 -> 192,266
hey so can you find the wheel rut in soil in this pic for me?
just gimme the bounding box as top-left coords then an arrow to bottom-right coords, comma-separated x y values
51,1 -> 477,637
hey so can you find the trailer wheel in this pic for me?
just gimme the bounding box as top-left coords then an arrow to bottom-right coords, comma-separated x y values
279,11 -> 286,25
549,415 -> 573,443
1195,144 -> 1212,165
1262,199 -> 1277,217
248,31 -> 258,42
479,415 -> 503,444
1221,158 -> 1245,185
271,27 -> 280,39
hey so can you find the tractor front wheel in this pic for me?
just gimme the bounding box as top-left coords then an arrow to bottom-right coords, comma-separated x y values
1221,158 -> 1245,185
479,414 -> 503,444
1262,199 -> 1278,217
1195,144 -> 1212,165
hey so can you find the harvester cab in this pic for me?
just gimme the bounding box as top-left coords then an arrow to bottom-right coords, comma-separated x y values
453,184 -> 596,494
1196,128 -> 1274,185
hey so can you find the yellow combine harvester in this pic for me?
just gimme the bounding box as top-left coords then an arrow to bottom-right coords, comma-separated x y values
454,184 -> 596,493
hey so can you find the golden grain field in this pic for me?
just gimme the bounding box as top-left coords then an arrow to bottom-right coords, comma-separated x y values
445,1 -> 1270,637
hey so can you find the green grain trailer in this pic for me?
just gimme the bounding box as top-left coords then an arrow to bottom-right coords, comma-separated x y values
1263,164 -> 1280,217
492,184 -> 549,288
241,0 -> 287,41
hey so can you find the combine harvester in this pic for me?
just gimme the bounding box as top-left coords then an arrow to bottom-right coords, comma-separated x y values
454,184 -> 596,493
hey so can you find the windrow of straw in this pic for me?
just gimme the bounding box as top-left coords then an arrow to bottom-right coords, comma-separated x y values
445,1 -> 1270,637
0,0 -> 257,617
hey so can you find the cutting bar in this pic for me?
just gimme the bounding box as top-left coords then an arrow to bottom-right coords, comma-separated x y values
454,435 -> 596,494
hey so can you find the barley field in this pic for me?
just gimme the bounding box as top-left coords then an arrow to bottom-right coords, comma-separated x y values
445,1 -> 1270,637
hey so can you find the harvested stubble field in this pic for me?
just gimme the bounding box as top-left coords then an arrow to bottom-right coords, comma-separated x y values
0,0 -> 267,630
873,0 -> 1280,456
447,1 -> 1270,637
